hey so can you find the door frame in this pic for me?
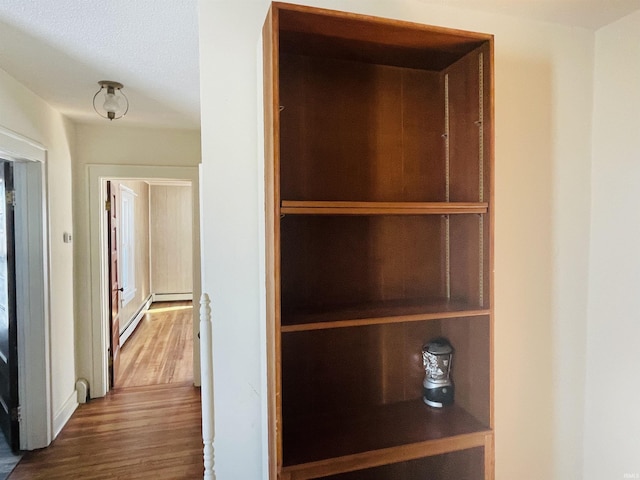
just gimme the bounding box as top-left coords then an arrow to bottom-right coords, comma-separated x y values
88,165 -> 201,397
0,126 -> 51,450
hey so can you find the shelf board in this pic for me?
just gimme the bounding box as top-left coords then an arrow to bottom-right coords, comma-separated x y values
282,399 -> 491,478
281,201 -> 488,215
281,298 -> 489,332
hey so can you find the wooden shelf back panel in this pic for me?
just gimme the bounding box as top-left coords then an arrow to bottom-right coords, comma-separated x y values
281,316 -> 491,419
281,215 -> 486,312
283,323 -> 433,416
278,4 -> 489,71
280,54 -> 445,202
317,446 -> 485,480
281,215 -> 445,308
282,398 -> 489,468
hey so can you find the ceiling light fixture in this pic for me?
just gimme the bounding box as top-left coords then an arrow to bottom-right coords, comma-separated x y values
93,80 -> 129,121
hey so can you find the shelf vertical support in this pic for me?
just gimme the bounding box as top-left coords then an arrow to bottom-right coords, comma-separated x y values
484,433 -> 495,480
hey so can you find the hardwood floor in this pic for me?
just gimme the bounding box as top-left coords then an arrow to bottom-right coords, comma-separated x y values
9,302 -> 202,479
117,301 -> 194,388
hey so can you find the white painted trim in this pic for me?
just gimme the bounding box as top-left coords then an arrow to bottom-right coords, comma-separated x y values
88,164 -> 202,398
52,390 -> 78,439
152,292 -> 193,302
1,127 -> 52,451
145,179 -> 192,187
119,184 -> 138,197
120,295 -> 153,346
0,126 -> 46,163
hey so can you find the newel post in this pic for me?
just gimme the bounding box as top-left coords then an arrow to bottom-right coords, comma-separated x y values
200,293 -> 215,479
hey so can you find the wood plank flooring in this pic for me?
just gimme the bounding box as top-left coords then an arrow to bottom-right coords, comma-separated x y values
9,302 -> 202,479
117,301 -> 194,388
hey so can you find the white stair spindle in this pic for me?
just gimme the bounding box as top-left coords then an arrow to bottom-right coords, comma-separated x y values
199,293 -> 215,479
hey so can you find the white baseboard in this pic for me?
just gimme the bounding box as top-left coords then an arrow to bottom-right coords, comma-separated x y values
120,295 -> 153,346
152,292 -> 193,302
53,391 -> 79,439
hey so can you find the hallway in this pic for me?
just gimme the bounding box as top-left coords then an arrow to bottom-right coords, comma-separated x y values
8,302 -> 202,479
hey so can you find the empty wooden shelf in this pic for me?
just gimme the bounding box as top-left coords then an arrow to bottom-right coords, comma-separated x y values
263,3 -> 494,478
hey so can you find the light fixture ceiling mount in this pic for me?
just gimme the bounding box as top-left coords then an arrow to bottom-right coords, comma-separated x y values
93,80 -> 129,121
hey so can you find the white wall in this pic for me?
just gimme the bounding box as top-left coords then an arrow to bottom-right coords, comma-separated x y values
72,123 -> 201,393
0,67 -> 76,436
199,3 -> 268,478
198,1 -> 594,478
585,10 -> 640,480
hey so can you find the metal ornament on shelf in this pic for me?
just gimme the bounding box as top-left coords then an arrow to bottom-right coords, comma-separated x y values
422,338 -> 454,408
93,80 -> 129,121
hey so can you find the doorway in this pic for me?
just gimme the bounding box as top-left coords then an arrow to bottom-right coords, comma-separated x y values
0,127 -> 51,453
87,164 -> 201,399
103,178 -> 195,390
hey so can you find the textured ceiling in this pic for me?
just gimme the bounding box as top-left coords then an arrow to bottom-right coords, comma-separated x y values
0,0 -> 200,129
0,1 -> 638,130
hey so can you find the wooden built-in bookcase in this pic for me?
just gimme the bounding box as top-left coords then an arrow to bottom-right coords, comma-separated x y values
263,3 -> 494,479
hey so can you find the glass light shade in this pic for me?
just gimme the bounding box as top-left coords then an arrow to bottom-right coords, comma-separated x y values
93,81 -> 129,121
103,92 -> 120,114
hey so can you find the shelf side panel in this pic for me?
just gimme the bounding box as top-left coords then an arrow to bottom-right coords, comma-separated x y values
449,214 -> 483,307
482,41 -> 494,311
447,47 -> 482,203
263,4 -> 282,476
440,315 -> 491,426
